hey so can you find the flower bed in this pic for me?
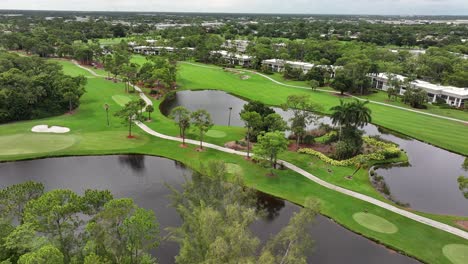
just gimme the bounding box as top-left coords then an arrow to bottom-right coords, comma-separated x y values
298,136 -> 401,167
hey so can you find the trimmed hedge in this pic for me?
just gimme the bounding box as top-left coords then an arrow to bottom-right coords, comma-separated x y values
298,136 -> 401,167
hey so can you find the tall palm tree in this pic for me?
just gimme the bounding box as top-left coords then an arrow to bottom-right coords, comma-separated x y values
330,100 -> 349,140
330,100 -> 372,139
349,100 -> 372,128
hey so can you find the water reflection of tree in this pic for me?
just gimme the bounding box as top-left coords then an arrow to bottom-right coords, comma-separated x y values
174,160 -> 187,170
118,155 -> 146,173
256,191 -> 285,221
166,161 -> 319,263
458,176 -> 468,199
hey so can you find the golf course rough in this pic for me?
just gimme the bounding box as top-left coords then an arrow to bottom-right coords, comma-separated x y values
352,212 -> 398,234
442,244 -> 468,264
205,130 -> 227,138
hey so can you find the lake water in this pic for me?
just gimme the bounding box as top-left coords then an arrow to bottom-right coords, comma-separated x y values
0,155 -> 418,264
161,90 -> 468,216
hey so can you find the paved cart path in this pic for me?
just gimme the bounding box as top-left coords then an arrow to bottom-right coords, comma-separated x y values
73,61 -> 468,240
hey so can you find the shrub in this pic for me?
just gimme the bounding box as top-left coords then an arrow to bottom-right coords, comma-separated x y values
149,89 -> 159,95
298,136 -> 401,167
333,141 -> 355,160
303,135 -> 315,145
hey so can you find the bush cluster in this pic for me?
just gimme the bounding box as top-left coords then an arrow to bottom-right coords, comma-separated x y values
298,136 -> 401,167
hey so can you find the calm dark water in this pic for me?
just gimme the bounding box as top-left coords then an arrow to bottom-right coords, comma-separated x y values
0,155 -> 417,264
161,90 -> 468,216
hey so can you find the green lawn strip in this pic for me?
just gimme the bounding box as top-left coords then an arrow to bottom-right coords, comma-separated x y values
98,37 -> 129,45
176,62 -> 468,155
353,212 -> 399,234
279,150 -> 400,202
442,244 -> 468,264
52,59 -> 96,78
0,133 -> 77,156
112,95 -> 132,106
226,163 -> 243,175
205,130 -> 227,138
131,54 -> 148,66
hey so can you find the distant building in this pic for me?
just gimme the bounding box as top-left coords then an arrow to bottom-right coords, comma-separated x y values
370,73 -> 468,108
221,40 -> 250,53
133,46 -> 194,55
261,59 -> 340,77
210,50 -> 252,67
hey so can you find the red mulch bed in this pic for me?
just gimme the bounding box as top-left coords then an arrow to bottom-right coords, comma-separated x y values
127,135 -> 136,139
179,144 -> 188,148
456,220 -> 468,230
224,141 -> 251,151
288,142 -> 335,155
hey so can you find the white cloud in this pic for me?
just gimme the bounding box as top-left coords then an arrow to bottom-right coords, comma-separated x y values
0,0 -> 467,15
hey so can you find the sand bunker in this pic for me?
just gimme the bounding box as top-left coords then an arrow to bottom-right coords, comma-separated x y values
32,125 -> 70,134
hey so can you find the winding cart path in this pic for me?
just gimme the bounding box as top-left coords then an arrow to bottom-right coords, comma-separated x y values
73,61 -> 468,240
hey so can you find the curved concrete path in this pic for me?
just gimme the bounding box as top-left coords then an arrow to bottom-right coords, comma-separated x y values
182,62 -> 468,125
74,61 -> 468,240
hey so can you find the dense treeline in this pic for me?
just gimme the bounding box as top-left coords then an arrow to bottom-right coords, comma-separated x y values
0,181 -> 159,264
0,53 -> 86,123
0,162 -> 318,264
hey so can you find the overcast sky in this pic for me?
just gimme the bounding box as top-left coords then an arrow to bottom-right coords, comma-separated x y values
0,0 -> 467,15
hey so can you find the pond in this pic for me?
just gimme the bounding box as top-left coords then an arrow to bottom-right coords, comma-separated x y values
161,90 -> 468,216
0,155 -> 418,264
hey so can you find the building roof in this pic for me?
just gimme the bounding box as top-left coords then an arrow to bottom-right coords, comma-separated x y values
211,50 -> 252,60
374,73 -> 468,98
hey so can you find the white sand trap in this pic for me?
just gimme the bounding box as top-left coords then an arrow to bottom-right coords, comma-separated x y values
31,125 -> 70,134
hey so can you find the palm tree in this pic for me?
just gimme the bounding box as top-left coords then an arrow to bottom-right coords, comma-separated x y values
330,100 -> 372,139
349,100 -> 372,128
330,100 -> 349,140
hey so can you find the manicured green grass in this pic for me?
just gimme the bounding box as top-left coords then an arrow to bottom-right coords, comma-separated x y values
360,90 -> 468,122
353,212 -> 399,234
130,55 -> 148,66
112,95 -> 132,106
226,163 -> 243,175
206,130 -> 227,138
176,62 -> 468,155
0,133 -> 77,156
1,59 -> 468,264
52,60 -> 96,78
442,244 -> 468,264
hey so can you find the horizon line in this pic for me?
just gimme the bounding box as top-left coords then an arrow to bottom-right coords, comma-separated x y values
1,9 -> 468,17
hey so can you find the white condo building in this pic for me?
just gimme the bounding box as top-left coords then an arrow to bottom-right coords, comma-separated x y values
370,73 -> 468,108
210,50 -> 252,66
261,59 -> 341,77
132,46 -> 194,55
221,40 -> 250,53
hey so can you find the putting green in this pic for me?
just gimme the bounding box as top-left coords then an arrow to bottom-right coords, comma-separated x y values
226,163 -> 243,175
112,95 -> 132,106
352,212 -> 398,234
205,130 -> 227,138
443,244 -> 468,264
0,133 -> 77,156
75,131 -> 149,150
